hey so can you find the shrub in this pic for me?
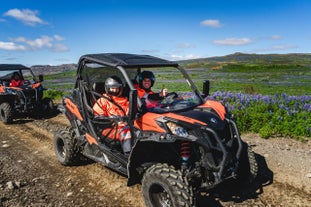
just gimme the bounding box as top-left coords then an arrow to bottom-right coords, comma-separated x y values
43,89 -> 66,100
210,91 -> 311,140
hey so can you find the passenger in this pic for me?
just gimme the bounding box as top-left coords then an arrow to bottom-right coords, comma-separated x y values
135,70 -> 168,100
10,72 -> 25,87
93,76 -> 131,155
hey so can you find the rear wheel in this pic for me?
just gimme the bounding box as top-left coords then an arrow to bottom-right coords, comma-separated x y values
54,127 -> 80,165
238,142 -> 258,184
41,97 -> 55,115
0,102 -> 13,124
142,163 -> 194,207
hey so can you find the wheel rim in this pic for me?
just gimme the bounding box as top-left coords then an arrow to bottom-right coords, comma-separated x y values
56,138 -> 66,158
149,183 -> 172,207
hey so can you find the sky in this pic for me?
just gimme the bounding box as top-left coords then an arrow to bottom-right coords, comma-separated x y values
0,0 -> 311,66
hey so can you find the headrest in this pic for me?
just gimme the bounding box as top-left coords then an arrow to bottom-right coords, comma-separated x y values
92,82 -> 106,94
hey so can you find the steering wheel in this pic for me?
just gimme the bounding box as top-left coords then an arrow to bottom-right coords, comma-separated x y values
159,92 -> 178,109
23,80 -> 31,85
165,92 -> 178,99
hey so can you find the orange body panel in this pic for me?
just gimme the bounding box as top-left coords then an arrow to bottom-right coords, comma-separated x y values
0,86 -> 24,92
32,82 -> 41,89
197,100 -> 226,120
65,98 -> 84,121
163,112 -> 207,126
134,112 -> 166,132
0,83 -> 41,92
86,133 -> 98,145
134,112 -> 207,132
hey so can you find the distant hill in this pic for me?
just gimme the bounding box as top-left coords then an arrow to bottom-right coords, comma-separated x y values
30,64 -> 77,75
179,52 -> 311,66
30,53 -> 311,75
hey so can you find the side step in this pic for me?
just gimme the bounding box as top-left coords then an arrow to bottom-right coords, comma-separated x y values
82,143 -> 128,176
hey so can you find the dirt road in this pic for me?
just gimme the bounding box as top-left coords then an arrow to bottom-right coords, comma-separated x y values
1,111 -> 311,207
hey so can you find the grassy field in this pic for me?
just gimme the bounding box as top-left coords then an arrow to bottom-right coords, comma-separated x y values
180,63 -> 310,140
42,62 -> 311,96
186,63 -> 311,96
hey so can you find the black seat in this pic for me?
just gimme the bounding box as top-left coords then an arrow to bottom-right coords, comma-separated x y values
92,82 -> 106,95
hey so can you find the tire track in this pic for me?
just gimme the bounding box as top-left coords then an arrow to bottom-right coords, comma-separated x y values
0,121 -> 144,207
1,113 -> 311,206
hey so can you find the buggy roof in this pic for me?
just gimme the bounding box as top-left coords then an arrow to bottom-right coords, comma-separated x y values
0,64 -> 30,71
79,53 -> 179,68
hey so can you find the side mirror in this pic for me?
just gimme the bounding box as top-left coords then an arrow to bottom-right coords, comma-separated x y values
203,80 -> 210,97
128,89 -> 138,120
38,74 -> 44,82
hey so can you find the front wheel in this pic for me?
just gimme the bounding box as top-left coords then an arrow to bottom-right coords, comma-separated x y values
0,102 -> 13,124
54,127 -> 81,166
142,163 -> 194,207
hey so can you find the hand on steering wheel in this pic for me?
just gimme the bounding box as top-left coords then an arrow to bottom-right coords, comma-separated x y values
165,92 -> 178,99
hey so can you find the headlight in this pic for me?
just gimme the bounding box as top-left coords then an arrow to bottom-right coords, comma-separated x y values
166,122 -> 188,137
6,88 -> 16,94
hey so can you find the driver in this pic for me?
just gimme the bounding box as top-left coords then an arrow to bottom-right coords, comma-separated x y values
135,70 -> 168,100
93,76 -> 132,155
10,72 -> 25,87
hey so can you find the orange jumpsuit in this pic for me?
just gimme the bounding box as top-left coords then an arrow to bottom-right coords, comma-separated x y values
93,94 -> 131,142
135,84 -> 164,108
10,79 -> 24,87
136,86 -> 155,99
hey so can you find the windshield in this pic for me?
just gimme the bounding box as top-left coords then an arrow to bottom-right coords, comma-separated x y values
144,92 -> 202,113
0,69 -> 33,80
80,63 -> 203,113
128,66 -> 203,113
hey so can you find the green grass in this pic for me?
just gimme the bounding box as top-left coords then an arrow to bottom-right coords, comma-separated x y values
43,89 -> 66,100
41,63 -> 311,96
186,63 -> 311,96
43,70 -> 76,80
42,70 -> 75,92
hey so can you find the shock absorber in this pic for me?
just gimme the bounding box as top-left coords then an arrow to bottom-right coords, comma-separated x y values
180,141 -> 191,168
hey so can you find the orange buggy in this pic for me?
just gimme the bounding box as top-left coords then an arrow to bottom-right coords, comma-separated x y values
0,64 -> 53,124
54,53 -> 258,207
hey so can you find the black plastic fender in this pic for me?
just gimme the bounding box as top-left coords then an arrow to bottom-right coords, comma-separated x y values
0,94 -> 15,104
127,135 -> 185,186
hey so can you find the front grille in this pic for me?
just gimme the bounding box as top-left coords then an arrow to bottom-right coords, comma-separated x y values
190,120 -> 242,178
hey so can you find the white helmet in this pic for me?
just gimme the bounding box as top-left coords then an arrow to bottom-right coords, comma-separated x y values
105,76 -> 123,96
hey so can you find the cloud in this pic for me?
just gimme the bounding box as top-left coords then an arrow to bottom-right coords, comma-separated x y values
53,35 -> 65,41
169,53 -> 202,61
176,42 -> 196,49
252,44 -> 298,53
3,8 -> 46,26
0,41 -> 26,51
200,19 -> 222,28
4,57 -> 19,61
270,35 -> 282,40
271,45 -> 297,50
141,49 -> 160,53
13,36 -> 53,49
0,35 -> 69,52
254,35 -> 283,42
51,44 -> 69,52
212,38 -> 252,46
0,18 -> 6,22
